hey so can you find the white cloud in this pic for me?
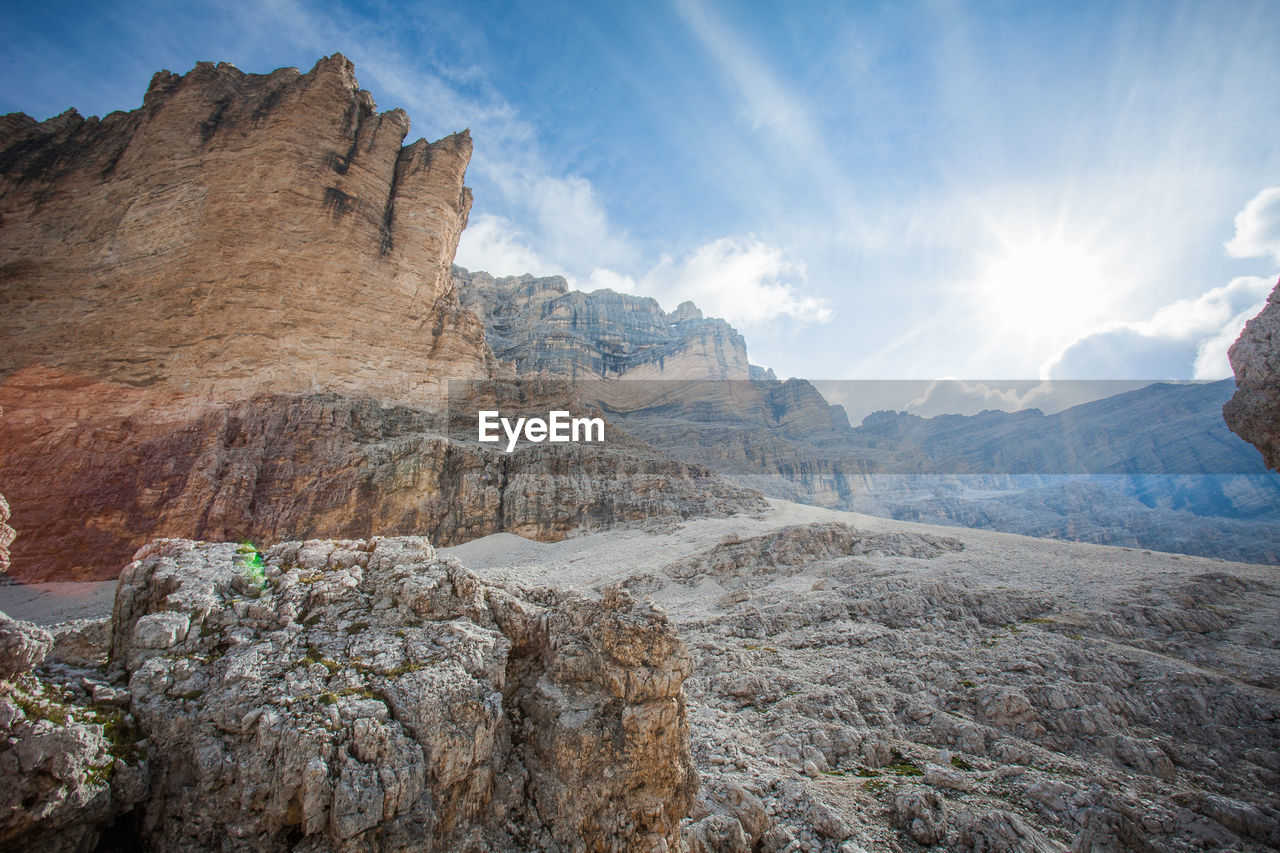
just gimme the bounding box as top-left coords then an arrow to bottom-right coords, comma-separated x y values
1225,186 -> 1280,263
641,237 -> 832,327
582,268 -> 638,294
457,228 -> 831,329
1043,276 -> 1272,379
454,214 -> 551,278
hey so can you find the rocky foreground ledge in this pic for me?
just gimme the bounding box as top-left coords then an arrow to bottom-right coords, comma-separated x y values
1,537 -> 698,851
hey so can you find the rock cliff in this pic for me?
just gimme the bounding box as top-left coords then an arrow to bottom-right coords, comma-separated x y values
455,267 -> 754,380
0,371 -> 757,581
0,58 -> 763,581
1224,277 -> 1280,470
1,54 -> 493,404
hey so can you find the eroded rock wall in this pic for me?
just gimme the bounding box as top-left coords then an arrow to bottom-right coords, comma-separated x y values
1,54 -> 494,404
455,267 -> 753,380
0,58 -> 764,580
0,375 -> 758,581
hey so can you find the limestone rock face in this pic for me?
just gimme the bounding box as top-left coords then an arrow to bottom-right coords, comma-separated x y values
0,610 -> 52,681
106,536 -> 696,851
1224,278 -> 1280,470
456,267 -> 752,379
0,376 -> 759,581
1,54 -> 494,404
0,59 -> 764,581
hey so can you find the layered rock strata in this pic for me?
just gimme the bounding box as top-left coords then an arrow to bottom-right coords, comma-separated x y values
1,54 -> 493,404
455,268 -> 754,380
1224,278 -> 1280,470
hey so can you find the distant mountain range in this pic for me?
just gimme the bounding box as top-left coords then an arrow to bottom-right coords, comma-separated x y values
458,268 -> 1280,564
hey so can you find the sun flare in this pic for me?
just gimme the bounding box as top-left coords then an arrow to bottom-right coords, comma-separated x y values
974,237 -> 1117,342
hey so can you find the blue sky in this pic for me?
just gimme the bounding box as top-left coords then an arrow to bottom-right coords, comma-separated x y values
3,0 -> 1279,381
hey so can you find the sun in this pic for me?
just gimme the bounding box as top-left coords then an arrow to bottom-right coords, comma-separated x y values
973,236 -> 1117,343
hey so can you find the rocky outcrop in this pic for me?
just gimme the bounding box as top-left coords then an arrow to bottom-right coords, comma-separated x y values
0,58 -> 764,581
455,267 -> 751,379
1225,278 -> 1280,470
0,608 -> 147,852
0,492 -> 12,577
0,55 -> 491,579
650,520 -> 1280,851
97,536 -> 695,851
663,523 -> 963,588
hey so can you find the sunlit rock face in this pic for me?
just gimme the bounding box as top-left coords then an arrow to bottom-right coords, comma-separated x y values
1224,279 -> 1280,470
1,54 -> 493,405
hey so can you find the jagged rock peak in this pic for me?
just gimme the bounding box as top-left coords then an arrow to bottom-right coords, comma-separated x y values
669,300 -> 703,322
1224,277 -> 1280,470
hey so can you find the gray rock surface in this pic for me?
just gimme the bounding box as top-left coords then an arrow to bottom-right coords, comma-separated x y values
455,267 -> 752,380
0,490 -> 13,576
1225,278 -> 1280,470
0,607 -> 146,853
101,535 -> 696,851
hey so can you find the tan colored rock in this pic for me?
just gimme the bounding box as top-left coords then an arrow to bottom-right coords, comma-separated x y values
1224,277 -> 1280,470
0,372 -> 760,581
1,54 -> 495,405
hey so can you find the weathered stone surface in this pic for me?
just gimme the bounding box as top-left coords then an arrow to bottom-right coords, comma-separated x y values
0,608 -> 146,853
456,267 -> 752,379
0,378 -> 760,581
1225,278 -> 1280,470
664,522 -> 962,588
0,610 -> 52,681
0,490 -> 13,577
103,536 -> 696,850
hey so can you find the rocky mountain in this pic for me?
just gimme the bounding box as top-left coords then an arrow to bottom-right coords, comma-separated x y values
8,500 -> 1278,850
0,58 -> 763,581
455,267 -> 757,380
1225,277 -> 1280,470
452,269 -> 1279,563
627,379 -> 1280,563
